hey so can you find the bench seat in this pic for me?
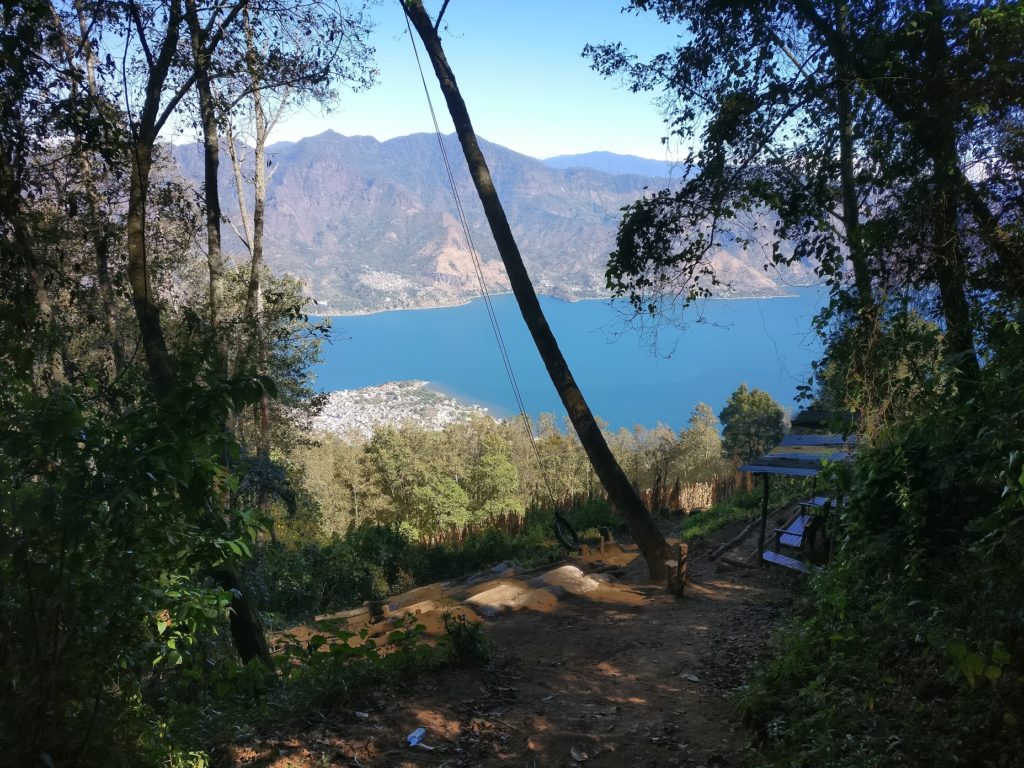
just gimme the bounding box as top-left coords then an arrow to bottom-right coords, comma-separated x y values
762,550 -> 821,573
775,514 -> 813,548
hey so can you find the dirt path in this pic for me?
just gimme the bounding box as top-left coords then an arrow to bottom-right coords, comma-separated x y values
227,521 -> 796,767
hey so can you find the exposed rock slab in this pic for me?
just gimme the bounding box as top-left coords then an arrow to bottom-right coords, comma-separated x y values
465,582 -> 559,617
529,565 -> 604,596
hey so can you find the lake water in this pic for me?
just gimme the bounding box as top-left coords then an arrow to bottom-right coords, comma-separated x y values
313,288 -> 827,432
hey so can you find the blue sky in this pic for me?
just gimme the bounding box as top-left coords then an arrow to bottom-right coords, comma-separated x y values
270,1 -> 683,161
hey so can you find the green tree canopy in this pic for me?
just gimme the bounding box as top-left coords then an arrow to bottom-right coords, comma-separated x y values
719,384 -> 785,461
587,0 -> 1024,392
676,402 -> 726,482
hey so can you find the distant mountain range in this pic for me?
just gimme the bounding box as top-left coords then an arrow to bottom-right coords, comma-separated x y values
543,151 -> 677,178
173,132 -> 814,314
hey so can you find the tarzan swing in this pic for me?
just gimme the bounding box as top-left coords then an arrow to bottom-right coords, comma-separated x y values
399,0 -> 671,579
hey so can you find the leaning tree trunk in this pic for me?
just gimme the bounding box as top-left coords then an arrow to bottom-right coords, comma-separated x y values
402,0 -> 670,579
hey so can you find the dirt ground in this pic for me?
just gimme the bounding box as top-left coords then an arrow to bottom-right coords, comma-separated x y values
225,519 -> 800,768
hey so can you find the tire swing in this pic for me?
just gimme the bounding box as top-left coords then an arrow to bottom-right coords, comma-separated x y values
553,512 -> 580,551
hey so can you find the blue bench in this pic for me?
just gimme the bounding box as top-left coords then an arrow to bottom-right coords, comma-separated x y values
763,497 -> 835,573
774,514 -> 813,549
762,550 -> 818,573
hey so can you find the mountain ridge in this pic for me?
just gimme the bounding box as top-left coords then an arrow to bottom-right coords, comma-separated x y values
543,150 -> 677,178
172,131 -> 814,314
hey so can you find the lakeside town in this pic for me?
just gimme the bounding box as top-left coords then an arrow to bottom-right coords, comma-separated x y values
312,380 -> 494,439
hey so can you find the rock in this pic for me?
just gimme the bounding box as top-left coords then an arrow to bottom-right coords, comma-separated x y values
528,565 -> 602,596
570,745 -> 589,761
465,583 -> 559,616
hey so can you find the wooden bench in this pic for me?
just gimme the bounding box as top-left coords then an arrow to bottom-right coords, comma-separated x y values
762,496 -> 835,573
774,514 -> 813,549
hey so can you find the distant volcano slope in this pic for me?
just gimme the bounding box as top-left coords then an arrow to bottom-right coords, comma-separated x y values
174,132 -> 815,314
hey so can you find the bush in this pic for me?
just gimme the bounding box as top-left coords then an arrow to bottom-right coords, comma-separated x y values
243,512 -> 566,624
740,319 -> 1024,767
144,614 -> 447,763
0,373 -> 265,766
442,612 -> 490,664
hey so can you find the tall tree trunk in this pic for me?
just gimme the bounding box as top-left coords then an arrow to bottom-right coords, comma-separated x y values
923,0 -> 980,387
88,189 -> 126,374
243,80 -> 267,325
126,140 -> 175,396
121,0 -> 272,666
247,80 -> 272,458
402,0 -> 670,579
122,0 -> 184,398
16,217 -> 67,385
833,2 -> 871,308
225,19 -> 273,456
184,1 -> 273,666
185,0 -> 227,370
932,153 -> 980,385
70,0 -> 126,374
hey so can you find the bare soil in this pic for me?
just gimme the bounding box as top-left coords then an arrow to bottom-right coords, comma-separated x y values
225,519 -> 799,768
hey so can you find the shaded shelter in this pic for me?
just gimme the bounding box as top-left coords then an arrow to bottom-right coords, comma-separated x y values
739,411 -> 857,571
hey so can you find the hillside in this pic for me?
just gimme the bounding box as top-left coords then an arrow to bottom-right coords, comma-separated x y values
223,521 -> 792,767
173,132 -> 815,314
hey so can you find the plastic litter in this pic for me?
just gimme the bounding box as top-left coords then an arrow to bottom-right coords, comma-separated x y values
407,727 -> 426,747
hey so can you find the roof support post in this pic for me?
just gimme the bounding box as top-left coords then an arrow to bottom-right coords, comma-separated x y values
757,474 -> 771,566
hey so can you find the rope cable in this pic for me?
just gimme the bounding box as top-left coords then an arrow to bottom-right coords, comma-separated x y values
403,9 -> 560,505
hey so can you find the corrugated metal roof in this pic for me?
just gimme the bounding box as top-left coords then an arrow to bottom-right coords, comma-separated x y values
738,413 -> 858,477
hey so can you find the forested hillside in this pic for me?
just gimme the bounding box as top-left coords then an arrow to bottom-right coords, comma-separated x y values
2,0 -> 1022,767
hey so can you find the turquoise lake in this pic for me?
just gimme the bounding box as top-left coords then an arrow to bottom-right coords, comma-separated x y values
313,288 -> 828,432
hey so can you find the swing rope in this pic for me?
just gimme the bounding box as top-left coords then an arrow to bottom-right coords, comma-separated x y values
403,8 -> 563,508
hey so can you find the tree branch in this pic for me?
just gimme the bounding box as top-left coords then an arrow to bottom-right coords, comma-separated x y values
435,0 -> 450,30
127,0 -> 154,69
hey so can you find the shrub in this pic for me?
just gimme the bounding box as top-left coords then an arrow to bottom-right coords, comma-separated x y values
0,374 -> 264,765
740,319 -> 1024,767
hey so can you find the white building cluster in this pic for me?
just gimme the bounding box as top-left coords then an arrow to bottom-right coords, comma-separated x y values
312,380 -> 493,440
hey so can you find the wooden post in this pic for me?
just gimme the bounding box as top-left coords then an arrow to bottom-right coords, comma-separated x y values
665,543 -> 688,597
757,474 -> 771,567
677,543 -> 688,597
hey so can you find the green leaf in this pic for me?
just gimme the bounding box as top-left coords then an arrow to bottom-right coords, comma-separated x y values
992,642 -> 1011,666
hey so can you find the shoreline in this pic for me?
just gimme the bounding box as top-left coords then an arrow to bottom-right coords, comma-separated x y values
308,285 -> 817,319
